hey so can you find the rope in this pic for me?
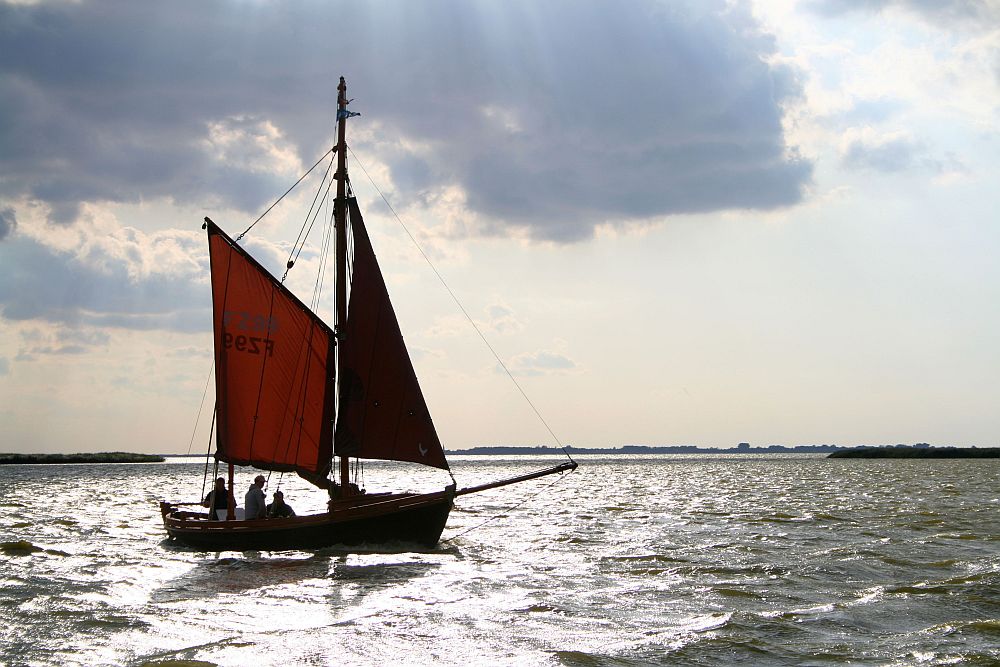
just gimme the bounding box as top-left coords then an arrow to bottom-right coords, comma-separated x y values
310,191 -> 336,312
284,151 -> 336,279
347,146 -> 575,464
237,147 -> 336,241
185,361 -> 215,454
292,171 -> 336,272
199,410 -> 217,503
440,465 -> 574,543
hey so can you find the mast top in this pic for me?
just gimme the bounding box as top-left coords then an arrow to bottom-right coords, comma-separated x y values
336,77 -> 350,182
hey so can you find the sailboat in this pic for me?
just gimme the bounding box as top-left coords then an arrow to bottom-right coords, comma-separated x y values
159,77 -> 577,551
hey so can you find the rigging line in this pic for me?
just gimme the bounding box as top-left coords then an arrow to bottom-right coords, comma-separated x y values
344,206 -> 355,289
185,361 -> 215,455
272,179 -> 335,465
285,150 -> 337,277
293,172 -> 336,268
245,284 -> 281,460
440,467 -> 574,544
268,289 -> 321,470
200,409 -> 218,502
312,200 -> 334,313
289,173 -> 333,301
309,190 -> 335,311
346,149 -> 575,464
237,147 -> 336,241
322,192 -> 336,296
274,320 -> 321,481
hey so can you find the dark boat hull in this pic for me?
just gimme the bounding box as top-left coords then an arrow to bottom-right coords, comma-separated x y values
160,487 -> 454,551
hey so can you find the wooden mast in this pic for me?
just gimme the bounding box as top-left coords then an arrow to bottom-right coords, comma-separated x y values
335,76 -> 351,494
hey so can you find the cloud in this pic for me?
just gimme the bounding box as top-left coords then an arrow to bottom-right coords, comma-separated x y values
484,303 -> 523,335
366,1 -> 813,241
505,349 -> 578,377
0,200 -> 331,339
408,345 -> 446,364
0,357 -> 8,376
0,207 -> 15,240
425,302 -> 524,338
830,97 -> 909,126
16,324 -> 108,357
839,126 -> 925,172
0,226 -> 210,332
0,0 -> 811,242
165,345 -> 211,359
804,0 -> 1000,23
0,3 -> 309,226
838,125 -> 967,178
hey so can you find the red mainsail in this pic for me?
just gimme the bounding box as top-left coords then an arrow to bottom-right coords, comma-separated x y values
334,198 -> 449,470
207,222 -> 335,485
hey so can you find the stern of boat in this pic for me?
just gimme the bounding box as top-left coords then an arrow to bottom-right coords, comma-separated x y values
159,500 -> 176,521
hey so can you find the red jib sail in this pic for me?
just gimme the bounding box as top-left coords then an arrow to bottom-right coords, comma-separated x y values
207,222 -> 335,485
335,198 -> 449,470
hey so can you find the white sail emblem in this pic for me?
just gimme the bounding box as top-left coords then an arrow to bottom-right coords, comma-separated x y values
418,442 -> 428,457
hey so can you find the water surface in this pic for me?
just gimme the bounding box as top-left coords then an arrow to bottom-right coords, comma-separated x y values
2,454 -> 998,665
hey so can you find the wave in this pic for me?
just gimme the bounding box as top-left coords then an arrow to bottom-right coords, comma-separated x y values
137,661 -> 220,667
0,540 -> 69,557
713,587 -> 761,599
922,619 -> 1000,636
886,584 -> 953,595
603,554 -> 687,564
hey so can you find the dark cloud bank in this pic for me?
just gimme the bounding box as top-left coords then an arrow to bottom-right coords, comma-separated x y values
0,234 -> 210,334
1,0 -> 811,243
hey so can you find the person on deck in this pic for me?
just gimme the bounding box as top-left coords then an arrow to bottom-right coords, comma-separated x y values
266,490 -> 296,518
202,477 -> 229,514
245,475 -> 266,519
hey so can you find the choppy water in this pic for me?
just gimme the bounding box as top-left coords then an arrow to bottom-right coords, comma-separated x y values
1,454 -> 998,666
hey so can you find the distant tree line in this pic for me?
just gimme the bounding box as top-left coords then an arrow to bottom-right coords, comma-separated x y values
0,452 -> 165,464
828,446 -> 999,459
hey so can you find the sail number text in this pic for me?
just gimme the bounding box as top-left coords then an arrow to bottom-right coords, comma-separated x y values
222,311 -> 278,358
223,332 -> 275,357
223,310 -> 279,333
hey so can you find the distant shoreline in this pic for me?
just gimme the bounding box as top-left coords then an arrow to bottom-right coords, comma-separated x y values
444,443 -> 996,456
157,445 -> 852,457
453,445 -> 840,455
7,445 -> 996,462
829,447 -> 1000,459
0,452 -> 165,464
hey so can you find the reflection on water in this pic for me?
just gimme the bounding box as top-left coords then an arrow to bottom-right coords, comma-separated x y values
151,552 -> 443,608
151,555 -> 337,602
1,455 -> 998,665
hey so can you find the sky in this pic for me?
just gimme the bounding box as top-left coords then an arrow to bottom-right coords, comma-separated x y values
1,0 -> 998,454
